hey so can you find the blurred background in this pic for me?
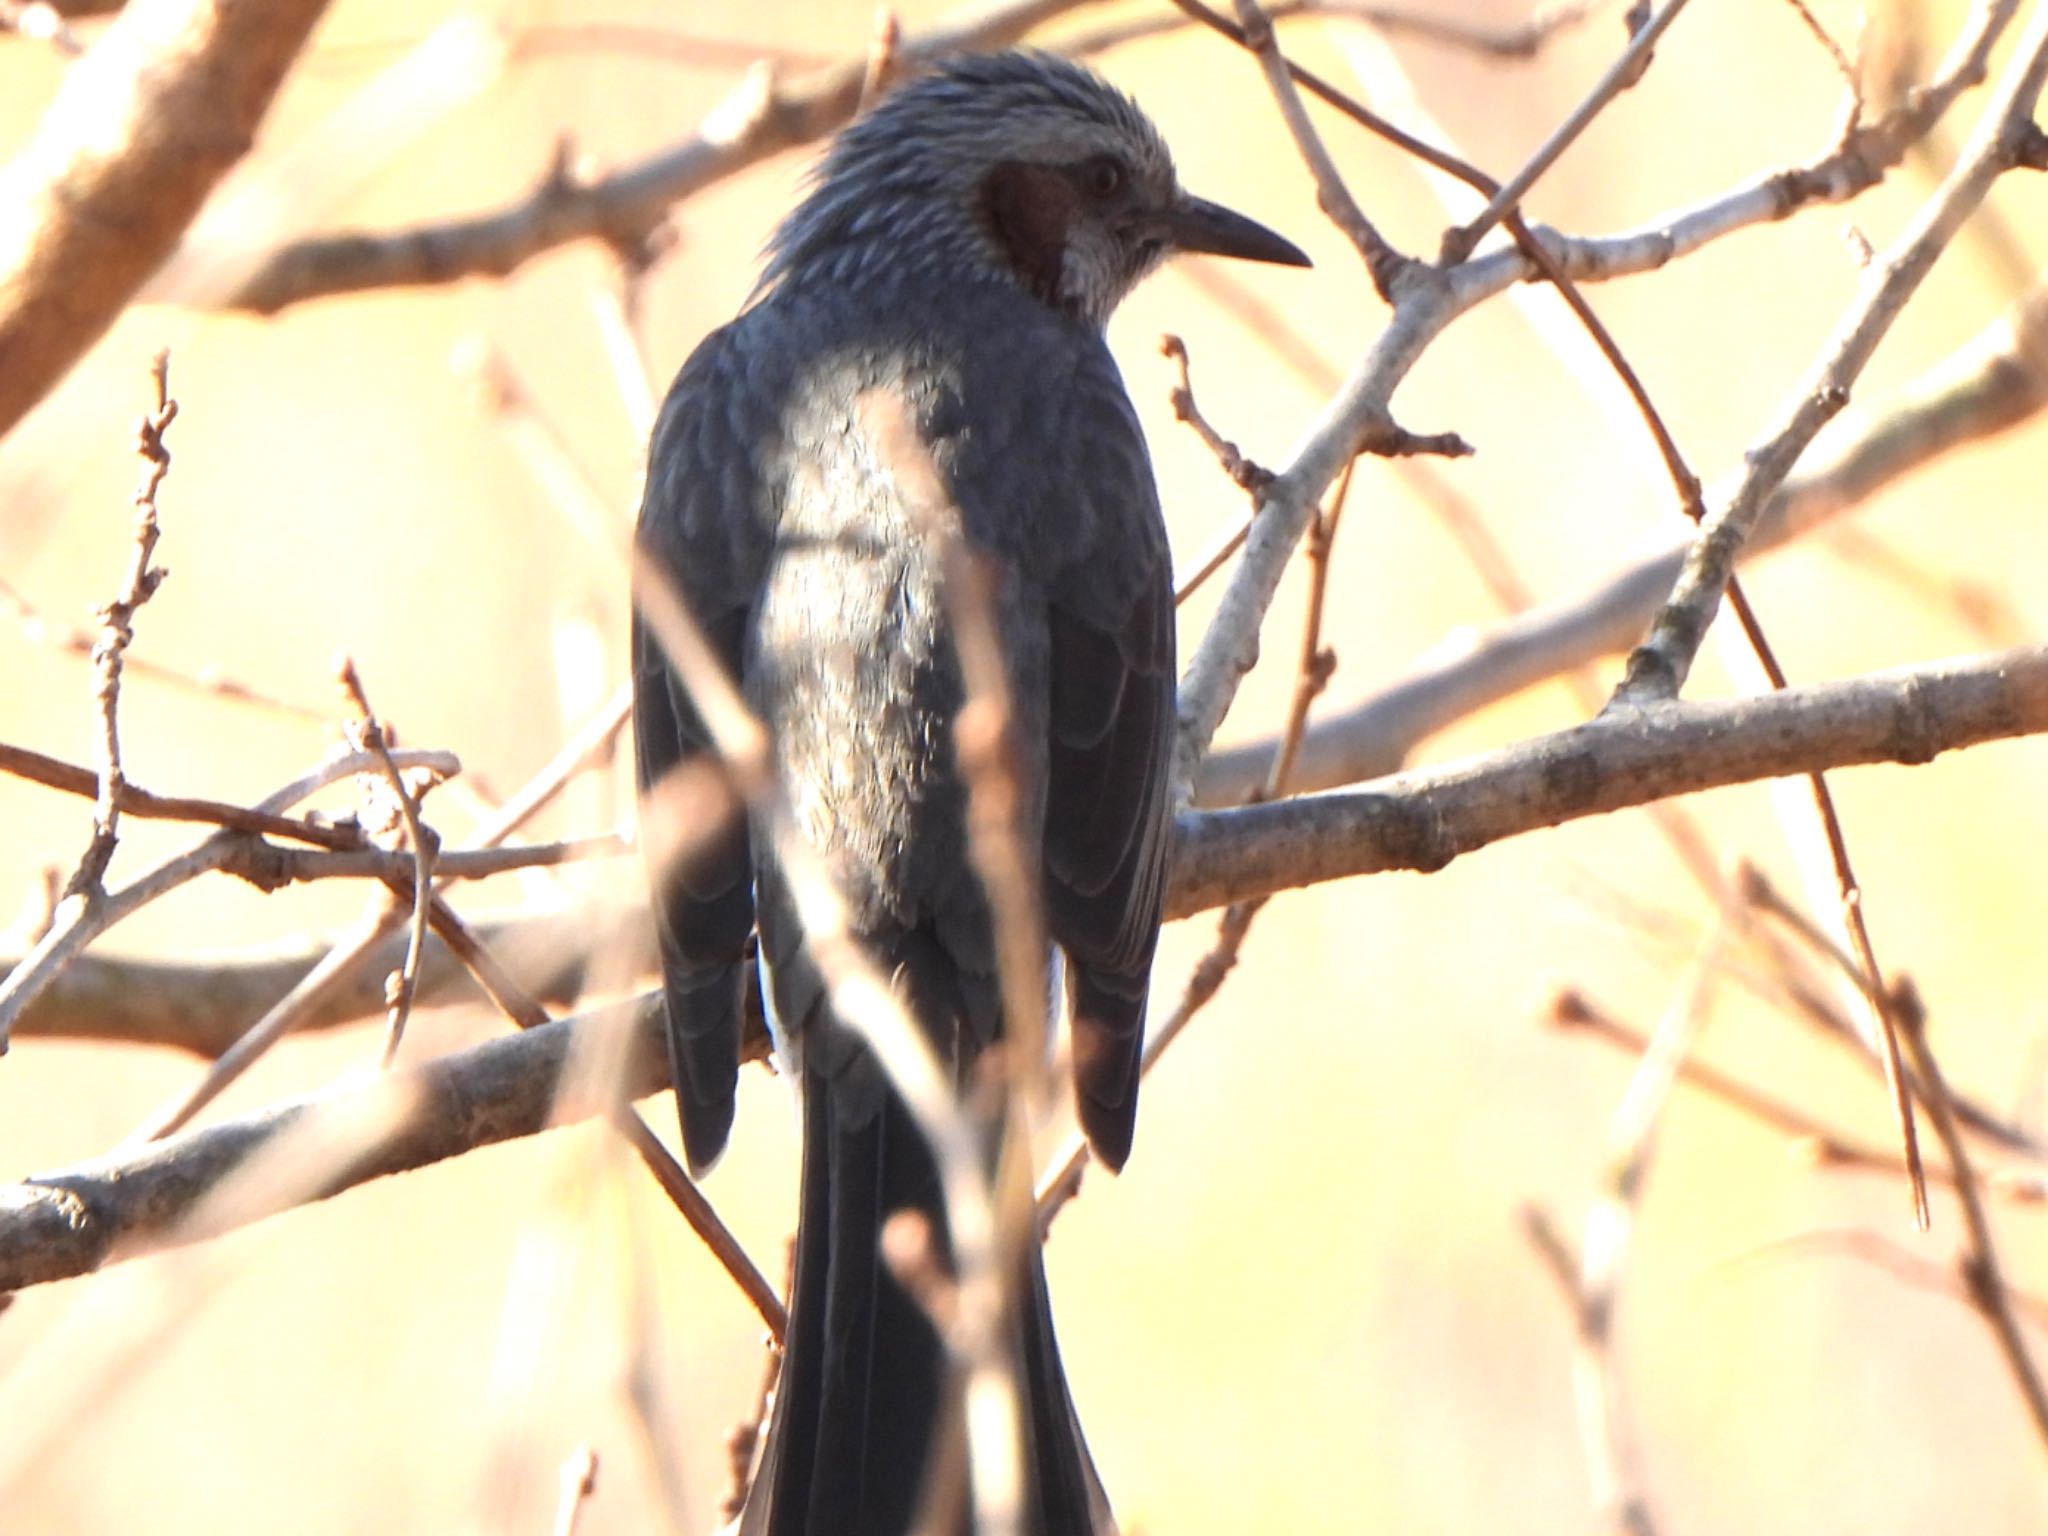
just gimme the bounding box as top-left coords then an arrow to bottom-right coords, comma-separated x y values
3,0 -> 2047,1530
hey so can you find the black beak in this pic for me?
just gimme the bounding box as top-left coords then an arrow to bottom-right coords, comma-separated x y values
1155,194 -> 1312,267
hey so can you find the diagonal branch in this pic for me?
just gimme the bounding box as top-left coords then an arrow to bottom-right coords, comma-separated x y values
0,997 -> 667,1291
1195,274 -> 2048,801
1613,0 -> 2048,705
213,0 -> 1111,315
0,0 -> 333,436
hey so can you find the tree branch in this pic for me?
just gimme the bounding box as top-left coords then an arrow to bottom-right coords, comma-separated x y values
5,643 -> 2045,1292
0,997 -> 668,1291
0,0 -> 332,437
1195,273 -> 2048,803
1614,0 -> 2048,704
211,0 -> 1109,315
1168,644 -> 2048,917
1172,0 -> 2027,794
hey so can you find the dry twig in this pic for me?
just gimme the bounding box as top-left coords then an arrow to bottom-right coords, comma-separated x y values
335,658 -> 439,1068
1891,981 -> 2048,1447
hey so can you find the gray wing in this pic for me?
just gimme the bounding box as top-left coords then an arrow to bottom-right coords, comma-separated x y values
633,322 -> 774,1176
951,321 -> 1175,1173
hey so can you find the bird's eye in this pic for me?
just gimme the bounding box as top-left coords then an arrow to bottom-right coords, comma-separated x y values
1081,157 -> 1125,200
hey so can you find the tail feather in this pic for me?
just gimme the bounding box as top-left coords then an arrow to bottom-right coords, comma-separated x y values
740,1017 -> 1108,1535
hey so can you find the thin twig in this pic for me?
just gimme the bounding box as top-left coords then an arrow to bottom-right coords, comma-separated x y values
1161,330 -> 1278,604
1555,902 -> 1734,1535
3,737 -> 622,875
0,739 -> 359,846
1892,980 -> 2048,1446
1161,334 -> 1275,493
0,737 -> 454,1051
75,350 -> 175,901
1557,991 -> 1971,1191
1724,1227 -> 2048,1328
1442,0 -> 1695,262
1776,0 -> 1859,94
1065,0 -> 1608,62
723,1252 -> 791,1523
1224,0 -> 1403,286
336,658 -> 439,1068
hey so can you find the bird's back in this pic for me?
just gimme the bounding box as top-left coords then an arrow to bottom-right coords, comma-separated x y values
650,269 -> 1166,1074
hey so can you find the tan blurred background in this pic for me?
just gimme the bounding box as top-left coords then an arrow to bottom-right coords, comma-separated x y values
4,0 -> 2048,1531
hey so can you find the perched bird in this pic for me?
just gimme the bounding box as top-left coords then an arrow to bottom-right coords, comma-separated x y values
632,50 -> 1307,1535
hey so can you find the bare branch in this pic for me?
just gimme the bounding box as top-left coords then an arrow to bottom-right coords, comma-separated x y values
1441,0 -> 1694,262
213,0 -> 1111,315
14,646 -> 2048,1062
0,0 -> 333,435
1195,274 -> 2048,803
1225,0 -> 1401,281
0,997 -> 665,1291
0,570 -> 332,722
1,898 -> 653,1056
1174,0 -> 2031,792
1614,0 -> 2048,704
1168,644 -> 2048,918
334,659 -> 438,1066
0,746 -> 459,1049
1893,981 -> 2048,1447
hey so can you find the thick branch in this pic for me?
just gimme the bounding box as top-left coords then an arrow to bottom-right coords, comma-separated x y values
1168,644 -> 2048,916
0,0 -> 332,437
0,998 -> 668,1291
13,645 -> 2046,1057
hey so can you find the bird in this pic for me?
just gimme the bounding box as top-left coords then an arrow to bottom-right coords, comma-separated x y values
632,50 -> 1308,1536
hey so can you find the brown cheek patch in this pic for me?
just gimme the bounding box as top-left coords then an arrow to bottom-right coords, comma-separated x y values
978,161 -> 1078,304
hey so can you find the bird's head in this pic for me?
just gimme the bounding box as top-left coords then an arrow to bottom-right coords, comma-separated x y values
761,51 -> 1310,327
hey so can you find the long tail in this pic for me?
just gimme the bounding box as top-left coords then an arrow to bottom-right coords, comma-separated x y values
738,1035 -> 1109,1536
